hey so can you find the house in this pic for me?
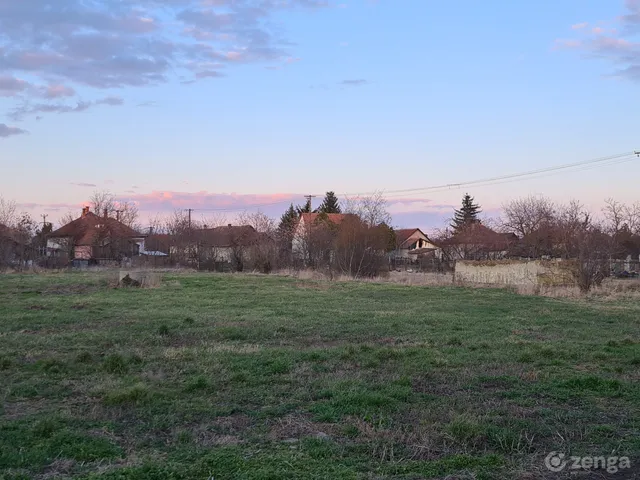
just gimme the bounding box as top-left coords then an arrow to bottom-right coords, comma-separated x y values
195,224 -> 261,263
439,223 -> 518,261
170,224 -> 269,269
47,206 -> 146,266
291,213 -> 355,259
142,233 -> 171,257
391,228 -> 440,259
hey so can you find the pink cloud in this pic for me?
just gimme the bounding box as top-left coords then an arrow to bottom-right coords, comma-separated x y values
43,84 -> 76,99
116,190 -> 304,213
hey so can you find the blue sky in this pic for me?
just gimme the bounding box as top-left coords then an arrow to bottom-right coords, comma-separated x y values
1,0 -> 639,231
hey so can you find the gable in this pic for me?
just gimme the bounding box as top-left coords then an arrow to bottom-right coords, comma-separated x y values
395,228 -> 432,249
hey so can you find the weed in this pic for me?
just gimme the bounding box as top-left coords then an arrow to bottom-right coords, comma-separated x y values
104,383 -> 151,405
102,354 -> 129,375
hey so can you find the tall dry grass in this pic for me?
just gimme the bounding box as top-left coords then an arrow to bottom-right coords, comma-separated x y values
276,268 -> 640,300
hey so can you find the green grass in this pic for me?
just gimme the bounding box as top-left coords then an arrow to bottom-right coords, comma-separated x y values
1,272 -> 639,479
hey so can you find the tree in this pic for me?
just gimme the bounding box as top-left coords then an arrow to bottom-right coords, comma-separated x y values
89,190 -> 139,229
572,223 -> 611,292
334,216 -> 391,278
0,196 -> 17,227
278,203 -> 298,241
343,191 -> 391,227
235,210 -> 275,233
501,195 -> 555,238
451,193 -> 481,234
318,191 -> 341,214
34,221 -> 53,256
164,210 -> 193,265
278,204 -> 298,235
297,198 -> 312,216
13,213 -> 35,268
58,210 -> 77,228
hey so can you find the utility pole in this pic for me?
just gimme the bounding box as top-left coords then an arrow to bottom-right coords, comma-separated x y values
41,214 -> 48,229
304,195 -> 316,212
187,208 -> 193,230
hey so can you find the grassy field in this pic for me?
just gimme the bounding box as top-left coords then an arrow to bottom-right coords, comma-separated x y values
1,272 -> 639,479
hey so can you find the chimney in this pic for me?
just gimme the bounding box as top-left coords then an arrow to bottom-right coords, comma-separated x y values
81,206 -> 89,217
228,224 -> 232,228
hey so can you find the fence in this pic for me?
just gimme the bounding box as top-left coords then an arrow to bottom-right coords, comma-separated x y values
389,256 -> 453,273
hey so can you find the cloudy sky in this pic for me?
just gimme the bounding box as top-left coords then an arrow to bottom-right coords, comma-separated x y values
1,0 -> 639,231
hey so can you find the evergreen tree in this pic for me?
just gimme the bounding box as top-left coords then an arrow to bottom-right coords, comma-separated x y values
451,193 -> 481,234
279,204 -> 298,235
318,191 -> 341,214
296,198 -> 312,216
278,204 -> 299,251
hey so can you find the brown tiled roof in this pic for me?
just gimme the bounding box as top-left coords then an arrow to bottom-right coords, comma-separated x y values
299,213 -> 353,226
440,223 -> 517,248
394,228 -> 432,248
49,212 -> 144,246
145,234 -> 171,253
195,225 -> 259,248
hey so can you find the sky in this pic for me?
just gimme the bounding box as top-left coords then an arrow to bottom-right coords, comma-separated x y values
1,0 -> 639,232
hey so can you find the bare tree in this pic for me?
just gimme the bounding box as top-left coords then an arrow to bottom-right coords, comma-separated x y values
200,213 -> 227,229
501,196 -> 557,258
602,198 -> 626,235
334,216 -> 391,278
502,195 -> 556,238
235,210 -> 275,233
163,210 -> 193,265
603,198 -> 640,235
89,190 -> 139,229
0,196 -> 17,227
572,223 -> 611,292
57,210 -> 77,228
146,213 -> 167,235
343,191 -> 391,227
554,200 -> 591,259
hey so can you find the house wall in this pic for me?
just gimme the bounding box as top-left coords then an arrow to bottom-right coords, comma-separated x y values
292,218 -> 307,257
455,260 -> 576,286
395,232 -> 438,259
74,245 -> 92,260
46,238 -> 71,256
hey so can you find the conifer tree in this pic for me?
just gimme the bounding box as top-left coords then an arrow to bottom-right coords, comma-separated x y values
297,198 -> 312,216
318,191 -> 341,214
451,193 -> 481,234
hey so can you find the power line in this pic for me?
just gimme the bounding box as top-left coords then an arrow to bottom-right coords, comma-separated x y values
344,151 -> 637,198
383,154 -> 639,200
183,150 -> 638,213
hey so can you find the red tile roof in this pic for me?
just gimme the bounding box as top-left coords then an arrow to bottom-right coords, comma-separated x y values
145,234 -> 171,253
299,213 -> 353,225
440,223 -> 517,248
49,211 -> 144,246
394,228 -> 428,248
